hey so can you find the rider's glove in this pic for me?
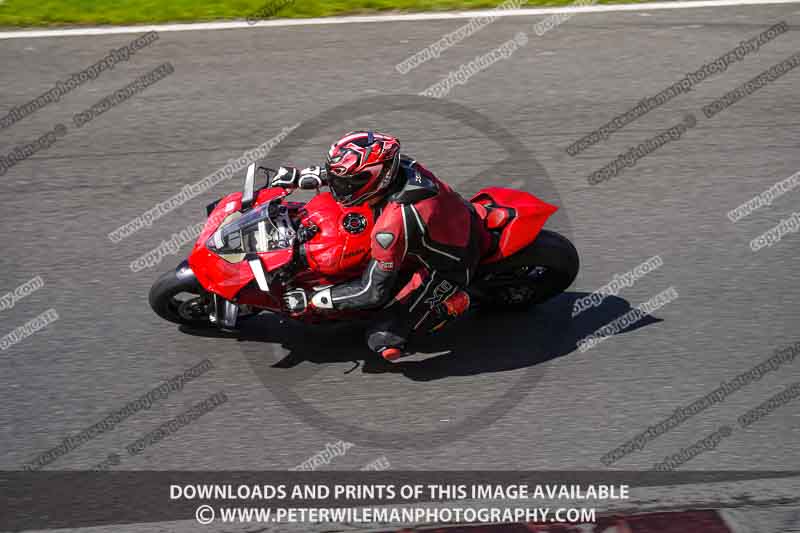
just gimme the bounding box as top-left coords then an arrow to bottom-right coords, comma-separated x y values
282,287 -> 334,314
298,166 -> 325,190
271,166 -> 300,188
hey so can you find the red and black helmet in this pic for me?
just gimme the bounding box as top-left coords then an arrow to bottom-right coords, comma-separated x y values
325,131 -> 401,206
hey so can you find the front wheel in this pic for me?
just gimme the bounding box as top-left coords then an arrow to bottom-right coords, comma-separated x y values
475,229 -> 579,311
149,264 -> 213,327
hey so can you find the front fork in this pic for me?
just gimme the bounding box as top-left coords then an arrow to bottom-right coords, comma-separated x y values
176,259 -> 243,331
209,294 -> 240,331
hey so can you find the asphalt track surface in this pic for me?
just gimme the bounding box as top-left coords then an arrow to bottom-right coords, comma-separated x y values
1,1 -> 800,501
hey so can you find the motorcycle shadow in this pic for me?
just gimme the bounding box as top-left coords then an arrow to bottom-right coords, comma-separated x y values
180,292 -> 661,382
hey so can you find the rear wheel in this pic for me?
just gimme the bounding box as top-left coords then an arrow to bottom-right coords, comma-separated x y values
475,230 -> 579,311
149,266 -> 213,327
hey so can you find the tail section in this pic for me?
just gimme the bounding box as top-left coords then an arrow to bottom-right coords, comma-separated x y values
471,187 -> 558,263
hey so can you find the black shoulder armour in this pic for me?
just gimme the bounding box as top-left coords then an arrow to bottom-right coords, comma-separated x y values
388,156 -> 439,204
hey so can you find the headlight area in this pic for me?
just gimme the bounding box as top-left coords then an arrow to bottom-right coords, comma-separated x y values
207,202 -> 296,263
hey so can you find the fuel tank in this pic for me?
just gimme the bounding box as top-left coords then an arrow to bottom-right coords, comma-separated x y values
299,192 -> 374,277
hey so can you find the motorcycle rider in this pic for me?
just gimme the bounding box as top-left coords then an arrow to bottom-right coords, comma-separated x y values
272,131 -> 492,362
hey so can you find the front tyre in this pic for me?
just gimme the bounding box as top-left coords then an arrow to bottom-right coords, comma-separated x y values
148,263 -> 213,327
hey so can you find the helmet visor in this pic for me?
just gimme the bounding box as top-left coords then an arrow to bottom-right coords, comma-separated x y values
327,169 -> 373,202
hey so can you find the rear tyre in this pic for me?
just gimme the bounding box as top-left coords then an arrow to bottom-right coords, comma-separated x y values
149,266 -> 213,327
476,229 -> 579,311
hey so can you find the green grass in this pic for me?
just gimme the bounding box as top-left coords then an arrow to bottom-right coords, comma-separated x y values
0,0 -> 646,28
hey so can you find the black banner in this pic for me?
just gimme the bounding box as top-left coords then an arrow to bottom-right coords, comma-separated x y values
1,470 -> 798,531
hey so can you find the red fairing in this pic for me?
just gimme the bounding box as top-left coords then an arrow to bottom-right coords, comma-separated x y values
189,187 -> 375,312
188,187 -> 291,302
471,187 -> 558,262
299,192 -> 373,279
189,191 -> 248,301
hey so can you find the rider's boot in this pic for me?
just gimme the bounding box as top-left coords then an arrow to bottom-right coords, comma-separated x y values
379,347 -> 406,361
428,289 -> 471,332
369,289 -> 471,364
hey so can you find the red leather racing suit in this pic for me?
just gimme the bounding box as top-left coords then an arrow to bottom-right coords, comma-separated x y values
325,156 -> 492,352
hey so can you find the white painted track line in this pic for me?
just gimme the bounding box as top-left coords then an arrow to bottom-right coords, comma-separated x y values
0,0 -> 798,39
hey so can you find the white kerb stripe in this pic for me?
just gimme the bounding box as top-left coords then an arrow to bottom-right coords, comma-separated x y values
1,0 -> 797,40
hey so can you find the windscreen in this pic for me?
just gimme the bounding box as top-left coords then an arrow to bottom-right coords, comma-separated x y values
207,201 -> 295,260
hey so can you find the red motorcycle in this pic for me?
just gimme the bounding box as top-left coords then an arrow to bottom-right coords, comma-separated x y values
149,164 -> 579,330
